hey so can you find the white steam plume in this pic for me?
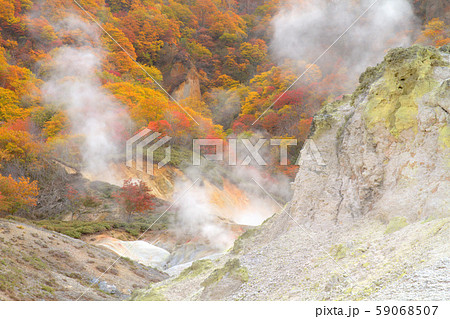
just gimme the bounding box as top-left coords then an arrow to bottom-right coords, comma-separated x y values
173,178 -> 235,251
42,16 -> 129,180
271,0 -> 419,84
171,147 -> 287,251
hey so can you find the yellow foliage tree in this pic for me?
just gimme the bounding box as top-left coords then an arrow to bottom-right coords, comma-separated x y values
0,88 -> 28,121
43,111 -> 69,138
105,82 -> 169,127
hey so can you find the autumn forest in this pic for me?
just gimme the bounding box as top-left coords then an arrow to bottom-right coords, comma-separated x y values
0,0 -> 449,216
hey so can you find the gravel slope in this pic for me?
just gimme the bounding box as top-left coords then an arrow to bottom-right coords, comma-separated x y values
0,219 -> 167,300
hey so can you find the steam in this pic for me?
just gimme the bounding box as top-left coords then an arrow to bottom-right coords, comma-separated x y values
271,0 -> 419,85
41,16 -> 129,180
208,88 -> 241,130
173,179 -> 235,251
172,155 -> 286,251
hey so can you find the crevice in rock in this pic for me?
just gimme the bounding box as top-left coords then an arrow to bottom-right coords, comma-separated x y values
438,105 -> 449,116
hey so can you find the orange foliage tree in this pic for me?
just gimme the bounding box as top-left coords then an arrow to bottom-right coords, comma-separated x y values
416,18 -> 450,47
0,175 -> 38,215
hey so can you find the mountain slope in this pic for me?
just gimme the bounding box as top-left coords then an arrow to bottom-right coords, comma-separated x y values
132,45 -> 450,301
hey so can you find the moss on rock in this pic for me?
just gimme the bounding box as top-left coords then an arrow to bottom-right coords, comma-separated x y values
439,44 -> 450,54
137,288 -> 167,301
385,217 -> 408,234
310,97 -> 350,138
201,258 -> 249,288
352,64 -> 385,104
363,46 -> 445,137
175,259 -> 214,282
330,244 -> 347,260
131,285 -> 167,301
438,125 -> 450,149
230,227 -> 259,254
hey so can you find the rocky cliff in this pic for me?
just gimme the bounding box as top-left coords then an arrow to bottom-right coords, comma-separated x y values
132,45 -> 450,301
290,45 -> 449,225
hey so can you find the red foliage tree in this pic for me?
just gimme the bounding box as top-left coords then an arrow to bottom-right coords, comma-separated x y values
113,179 -> 155,221
231,114 -> 258,133
260,112 -> 280,134
273,87 -> 306,110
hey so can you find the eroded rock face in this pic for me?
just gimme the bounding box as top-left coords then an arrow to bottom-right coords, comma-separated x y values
170,62 -> 201,101
290,45 -> 449,226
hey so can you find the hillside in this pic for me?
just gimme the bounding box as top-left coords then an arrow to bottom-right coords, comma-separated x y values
0,0 -> 449,302
132,45 -> 450,301
0,218 -> 167,300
